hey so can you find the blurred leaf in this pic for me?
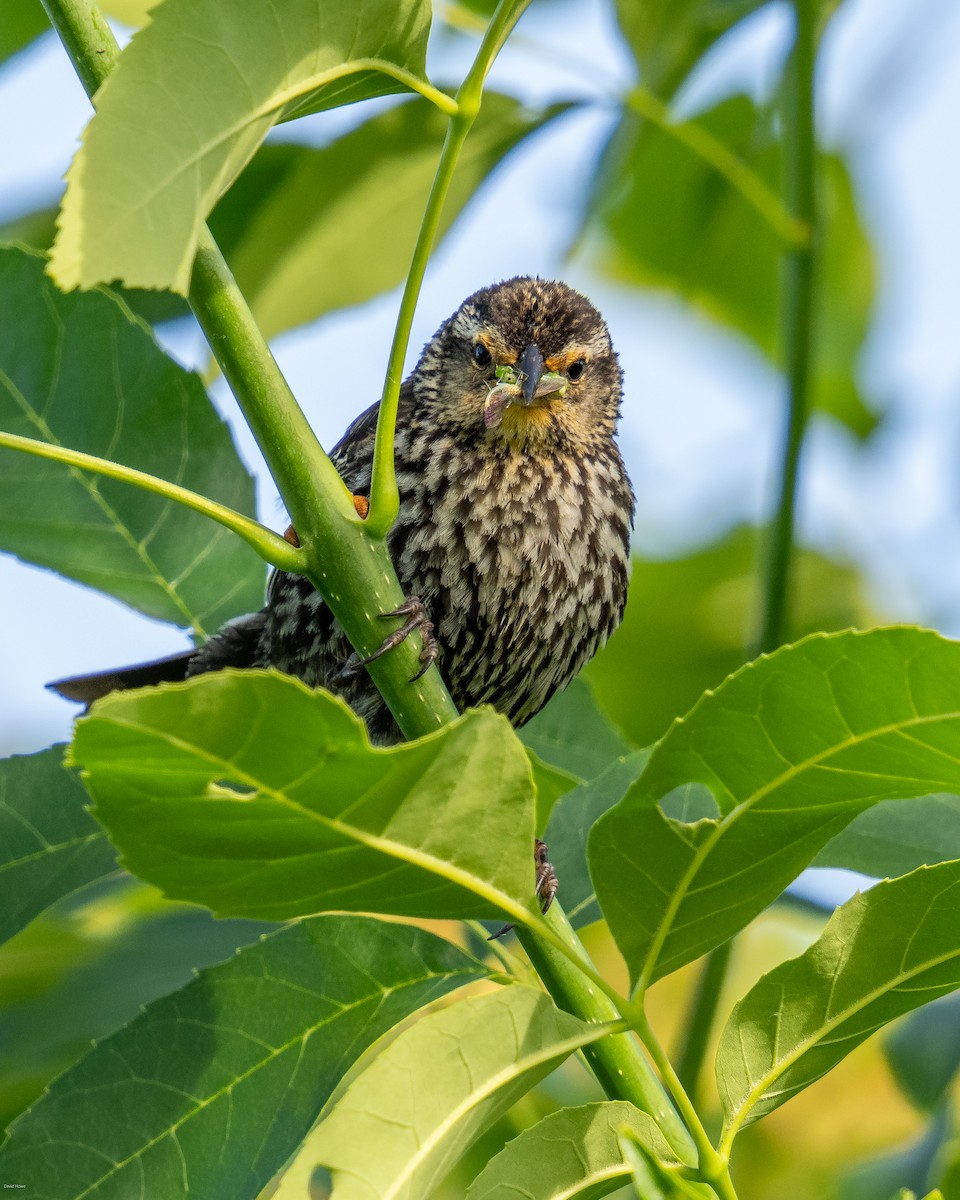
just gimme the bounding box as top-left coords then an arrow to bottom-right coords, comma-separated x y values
817,794 -> 960,877
839,1108 -> 950,1200
0,915 -> 485,1199
585,528 -> 865,750
466,1101 -> 678,1199
225,95 -> 569,342
718,862 -> 960,1137
520,676 -> 633,782
102,0 -> 155,26
0,207 -> 58,249
0,748 -> 116,946
0,244 -> 263,634
589,95 -> 875,437
885,992 -> 960,1112
0,879 -> 272,1130
50,0 -> 435,292
591,627 -> 960,988
311,986 -> 612,1200
72,671 -> 540,922
1,0 -> 48,65
544,750 -> 649,929
614,0 -> 765,96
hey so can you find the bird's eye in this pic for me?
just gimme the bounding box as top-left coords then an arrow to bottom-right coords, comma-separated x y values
567,358 -> 586,381
473,342 -> 492,369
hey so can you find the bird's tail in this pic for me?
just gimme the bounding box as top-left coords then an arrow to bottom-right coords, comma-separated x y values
48,652 -> 197,706
49,611 -> 268,708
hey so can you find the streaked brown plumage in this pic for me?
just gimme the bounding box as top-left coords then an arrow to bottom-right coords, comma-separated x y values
54,277 -> 635,744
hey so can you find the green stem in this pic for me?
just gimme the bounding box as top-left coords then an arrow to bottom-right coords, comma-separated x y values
755,0 -> 818,655
0,431 -> 302,573
637,1015 -> 740,1200
518,906 -> 698,1166
366,0 -> 534,535
675,939 -> 733,1104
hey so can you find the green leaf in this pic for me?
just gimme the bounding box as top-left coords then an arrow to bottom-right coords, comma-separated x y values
885,992 -> 960,1112
0,748 -> 117,947
544,750 -> 649,929
717,861 -> 960,1140
0,244 -> 263,634
71,671 -> 540,923
521,677 -> 633,781
0,879 -> 272,1131
466,1101 -> 678,1200
590,95 -> 876,437
613,0 -> 764,97
311,986 -> 615,1200
225,94 -> 568,342
585,529 -> 866,749
817,793 -> 960,877
0,915 -> 485,1200
1,0 -> 48,66
590,627 -> 960,990
50,0 -> 435,293
526,750 -> 580,832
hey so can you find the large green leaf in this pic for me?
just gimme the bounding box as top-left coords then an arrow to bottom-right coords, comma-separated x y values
817,793 -> 960,877
50,0 -> 435,292
71,670 -> 541,923
585,529 -> 866,749
0,748 -> 117,947
0,879 -> 271,1132
0,245 -> 263,634
0,916 -> 485,1199
226,94 -> 568,342
310,986 -> 615,1200
589,95 -> 875,437
590,627 -> 960,989
717,861 -> 960,1139
466,1101 -> 678,1199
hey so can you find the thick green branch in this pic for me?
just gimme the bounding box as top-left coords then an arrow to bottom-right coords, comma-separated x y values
755,0 -> 818,654
518,906 -> 698,1166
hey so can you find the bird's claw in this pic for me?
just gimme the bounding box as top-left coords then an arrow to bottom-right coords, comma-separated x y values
488,839 -> 558,941
339,595 -> 438,684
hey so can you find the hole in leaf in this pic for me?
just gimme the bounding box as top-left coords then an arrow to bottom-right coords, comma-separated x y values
658,783 -> 720,823
207,779 -> 257,800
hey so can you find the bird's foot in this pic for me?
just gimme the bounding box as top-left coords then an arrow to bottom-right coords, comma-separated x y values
488,839 -> 558,941
339,594 -> 438,684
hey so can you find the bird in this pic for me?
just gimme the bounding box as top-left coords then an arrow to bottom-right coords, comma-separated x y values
53,276 -> 634,752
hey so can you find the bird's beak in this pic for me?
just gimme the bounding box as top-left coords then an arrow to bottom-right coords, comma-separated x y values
517,343 -> 546,406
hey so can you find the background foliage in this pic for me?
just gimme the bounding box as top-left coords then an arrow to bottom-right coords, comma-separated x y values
2,0 -> 960,1197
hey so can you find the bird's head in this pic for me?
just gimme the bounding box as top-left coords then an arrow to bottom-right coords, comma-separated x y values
412,277 -> 623,452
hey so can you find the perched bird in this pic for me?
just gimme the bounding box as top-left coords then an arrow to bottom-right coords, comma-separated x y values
53,277 -> 635,749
